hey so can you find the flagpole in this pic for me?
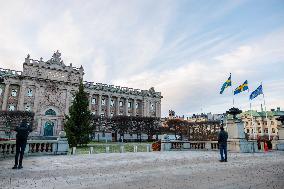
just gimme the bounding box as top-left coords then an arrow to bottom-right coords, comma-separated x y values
262,82 -> 270,140
250,102 -> 256,139
231,73 -> 234,107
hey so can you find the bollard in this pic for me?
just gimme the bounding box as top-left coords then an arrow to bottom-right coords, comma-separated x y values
120,145 -> 124,153
146,144 -> 150,152
89,147 -> 94,154
134,145 -> 138,153
106,146 -> 110,153
72,147 -> 76,155
261,142 -> 264,152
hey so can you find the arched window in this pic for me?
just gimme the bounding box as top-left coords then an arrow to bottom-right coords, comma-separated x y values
45,109 -> 56,116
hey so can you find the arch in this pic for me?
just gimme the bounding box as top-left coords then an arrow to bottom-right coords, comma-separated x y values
45,109 -> 56,116
44,121 -> 54,136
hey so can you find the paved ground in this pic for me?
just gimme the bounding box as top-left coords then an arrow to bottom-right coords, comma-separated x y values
0,151 -> 284,189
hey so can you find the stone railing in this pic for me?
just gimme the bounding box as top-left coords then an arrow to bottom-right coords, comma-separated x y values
0,138 -> 69,158
83,81 -> 162,98
70,143 -> 152,155
161,140 -> 220,151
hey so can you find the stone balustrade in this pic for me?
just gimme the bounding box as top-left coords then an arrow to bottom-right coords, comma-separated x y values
0,138 -> 69,158
83,81 -> 162,98
161,140 -> 220,151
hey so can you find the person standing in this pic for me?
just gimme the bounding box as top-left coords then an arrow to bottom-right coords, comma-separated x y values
218,126 -> 228,162
12,119 -> 32,169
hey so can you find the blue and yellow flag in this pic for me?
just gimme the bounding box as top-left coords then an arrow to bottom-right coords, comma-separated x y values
220,74 -> 232,94
234,80 -> 248,95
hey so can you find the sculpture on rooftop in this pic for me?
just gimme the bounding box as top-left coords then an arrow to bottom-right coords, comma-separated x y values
47,50 -> 65,66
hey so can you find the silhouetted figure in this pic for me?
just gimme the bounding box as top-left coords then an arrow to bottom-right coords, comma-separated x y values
218,126 -> 228,162
12,119 -> 32,169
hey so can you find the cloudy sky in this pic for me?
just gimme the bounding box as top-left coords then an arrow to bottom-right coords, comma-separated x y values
0,0 -> 284,117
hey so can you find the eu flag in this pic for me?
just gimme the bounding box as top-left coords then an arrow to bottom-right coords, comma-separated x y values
250,84 -> 263,100
234,80 -> 249,95
220,74 -> 232,94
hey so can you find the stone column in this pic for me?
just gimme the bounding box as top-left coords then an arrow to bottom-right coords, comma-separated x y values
155,101 -> 159,117
2,83 -> 10,110
116,97 -> 120,115
98,94 -> 102,116
88,93 -> 93,111
157,101 -> 161,118
133,98 -> 136,116
125,98 -> 128,116
17,83 -> 26,111
33,85 -> 41,113
107,95 -> 111,117
65,88 -> 71,115
142,98 -> 147,117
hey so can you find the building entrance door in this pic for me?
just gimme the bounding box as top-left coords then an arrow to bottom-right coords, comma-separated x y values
44,121 -> 54,136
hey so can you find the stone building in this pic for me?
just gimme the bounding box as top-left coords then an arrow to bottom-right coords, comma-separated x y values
240,108 -> 284,139
0,51 -> 162,137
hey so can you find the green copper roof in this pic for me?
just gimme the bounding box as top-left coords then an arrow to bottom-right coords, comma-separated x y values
225,108 -> 284,120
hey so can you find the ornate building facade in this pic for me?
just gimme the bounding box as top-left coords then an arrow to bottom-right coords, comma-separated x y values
0,51 -> 162,136
240,108 -> 284,139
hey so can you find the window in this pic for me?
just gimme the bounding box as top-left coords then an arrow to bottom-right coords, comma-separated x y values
135,103 -> 139,109
246,129 -> 249,133
101,99 -> 106,106
0,87 -> 3,96
25,105 -> 31,111
128,102 -> 132,108
272,128 -> 276,133
8,105 -> 15,111
100,113 -> 105,117
264,128 -> 268,133
150,103 -> 154,110
111,100 -> 114,107
45,109 -> 56,116
271,121 -> 274,125
11,89 -> 17,97
27,88 -> 33,97
110,113 -> 114,117
119,101 -> 123,107
91,98 -> 96,105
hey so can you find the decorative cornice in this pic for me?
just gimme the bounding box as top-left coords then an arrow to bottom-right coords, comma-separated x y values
83,81 -> 162,98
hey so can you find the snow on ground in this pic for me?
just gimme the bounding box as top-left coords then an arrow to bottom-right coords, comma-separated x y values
0,151 -> 284,189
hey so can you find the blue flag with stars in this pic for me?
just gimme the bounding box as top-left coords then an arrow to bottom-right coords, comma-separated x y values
250,84 -> 263,100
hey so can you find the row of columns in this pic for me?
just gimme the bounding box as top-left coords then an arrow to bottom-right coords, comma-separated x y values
0,83 -> 161,118
88,94 -> 161,118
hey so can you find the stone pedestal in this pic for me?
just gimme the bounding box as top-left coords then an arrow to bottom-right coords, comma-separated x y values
227,119 -> 258,153
276,127 -> 284,150
161,141 -> 171,151
55,132 -> 69,155
56,138 -> 69,155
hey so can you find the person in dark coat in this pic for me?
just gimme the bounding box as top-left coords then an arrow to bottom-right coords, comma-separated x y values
12,119 -> 32,169
218,126 -> 228,162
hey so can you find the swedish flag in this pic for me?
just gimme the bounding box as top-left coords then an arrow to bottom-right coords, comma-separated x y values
220,74 -> 232,94
234,80 -> 249,95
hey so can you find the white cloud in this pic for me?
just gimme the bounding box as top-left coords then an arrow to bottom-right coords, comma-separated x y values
0,1 -> 283,117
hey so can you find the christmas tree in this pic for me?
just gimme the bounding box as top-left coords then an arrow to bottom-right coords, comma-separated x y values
64,81 -> 92,147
